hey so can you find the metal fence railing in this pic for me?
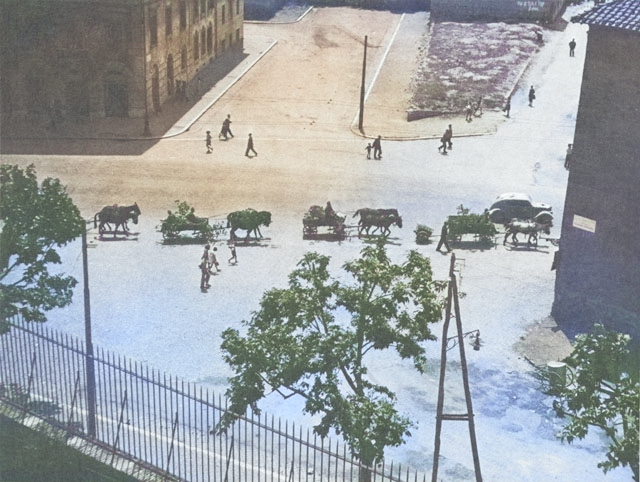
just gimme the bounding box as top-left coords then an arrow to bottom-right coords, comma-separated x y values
0,316 -> 426,482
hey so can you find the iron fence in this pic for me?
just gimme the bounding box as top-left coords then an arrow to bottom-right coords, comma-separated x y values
0,316 -> 426,482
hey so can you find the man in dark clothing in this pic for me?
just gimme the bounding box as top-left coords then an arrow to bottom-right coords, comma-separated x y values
220,115 -> 233,139
528,86 -> 536,107
436,222 -> 451,253
569,39 -> 576,57
205,131 -> 212,153
372,135 -> 382,159
445,124 -> 453,150
503,95 -> 511,117
245,133 -> 257,157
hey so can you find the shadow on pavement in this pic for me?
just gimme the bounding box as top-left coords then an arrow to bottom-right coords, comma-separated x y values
0,52 -> 248,156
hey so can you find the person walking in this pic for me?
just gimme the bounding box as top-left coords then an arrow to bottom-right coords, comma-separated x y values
565,143 -> 573,170
438,131 -> 448,154
205,131 -> 212,153
200,244 -> 212,290
436,222 -> 451,253
365,143 -> 372,159
465,102 -> 473,122
228,243 -> 238,264
503,95 -> 511,117
569,38 -> 576,57
209,247 -> 221,272
220,114 -> 233,140
372,135 -> 382,159
245,133 -> 257,157
445,124 -> 453,150
528,86 -> 536,107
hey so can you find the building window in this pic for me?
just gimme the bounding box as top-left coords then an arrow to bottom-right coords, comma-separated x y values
236,28 -> 239,43
181,47 -> 187,70
192,0 -> 198,23
149,10 -> 158,47
194,32 -> 199,60
221,5 -> 225,24
179,1 -> 187,30
201,28 -> 206,56
208,0 -> 214,10
221,39 -> 226,51
165,5 -> 173,37
200,0 -> 206,17
167,54 -> 175,95
236,0 -> 240,15
207,24 -> 213,55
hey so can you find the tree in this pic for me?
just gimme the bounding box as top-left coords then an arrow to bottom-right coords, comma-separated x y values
0,164 -> 85,333
219,241 -> 446,469
543,324 -> 639,481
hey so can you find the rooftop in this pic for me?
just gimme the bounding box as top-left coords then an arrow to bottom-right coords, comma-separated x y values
572,0 -> 640,32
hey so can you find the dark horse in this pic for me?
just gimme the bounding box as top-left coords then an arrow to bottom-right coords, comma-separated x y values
227,209 -> 272,241
353,208 -> 403,236
94,203 -> 141,236
503,219 -> 550,246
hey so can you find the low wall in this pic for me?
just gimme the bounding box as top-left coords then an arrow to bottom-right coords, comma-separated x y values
431,0 -> 565,22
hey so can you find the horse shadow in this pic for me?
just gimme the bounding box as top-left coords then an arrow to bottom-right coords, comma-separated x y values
504,242 -> 551,253
360,235 -> 402,246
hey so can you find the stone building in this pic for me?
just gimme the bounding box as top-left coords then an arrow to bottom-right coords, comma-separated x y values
552,0 -> 640,339
0,0 -> 244,126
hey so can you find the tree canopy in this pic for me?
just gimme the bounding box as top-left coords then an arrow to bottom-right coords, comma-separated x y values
219,241 -> 445,466
0,164 -> 85,332
544,324 -> 639,481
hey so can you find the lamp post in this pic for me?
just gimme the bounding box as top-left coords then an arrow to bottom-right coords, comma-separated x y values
82,225 -> 97,437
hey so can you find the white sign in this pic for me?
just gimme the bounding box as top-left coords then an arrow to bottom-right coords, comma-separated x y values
573,214 -> 596,233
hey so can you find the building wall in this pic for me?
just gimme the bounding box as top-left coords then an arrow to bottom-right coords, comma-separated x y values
0,0 -> 244,121
552,27 -> 640,338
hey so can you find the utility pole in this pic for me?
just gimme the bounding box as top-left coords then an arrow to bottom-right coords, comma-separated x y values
358,35 -> 367,133
82,226 -> 97,437
432,253 -> 482,482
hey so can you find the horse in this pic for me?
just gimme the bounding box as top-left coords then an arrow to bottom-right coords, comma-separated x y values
353,208 -> 403,236
503,219 -> 550,246
94,203 -> 141,236
227,209 -> 272,241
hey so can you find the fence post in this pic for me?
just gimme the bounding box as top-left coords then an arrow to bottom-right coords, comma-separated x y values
166,410 -> 179,475
223,433 -> 235,482
66,370 -> 81,435
23,351 -> 37,413
110,390 -> 128,465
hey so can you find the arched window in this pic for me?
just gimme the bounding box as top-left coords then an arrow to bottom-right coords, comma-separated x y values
201,28 -> 206,56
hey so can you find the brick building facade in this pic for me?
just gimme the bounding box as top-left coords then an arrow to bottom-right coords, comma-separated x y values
0,0 -> 244,124
552,0 -> 640,339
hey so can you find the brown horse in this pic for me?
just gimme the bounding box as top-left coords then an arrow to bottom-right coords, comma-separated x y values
353,208 -> 403,236
94,203 -> 141,236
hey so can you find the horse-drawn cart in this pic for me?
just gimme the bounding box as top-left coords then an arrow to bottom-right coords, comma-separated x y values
446,206 -> 497,245
303,203 -> 347,240
160,201 -> 224,243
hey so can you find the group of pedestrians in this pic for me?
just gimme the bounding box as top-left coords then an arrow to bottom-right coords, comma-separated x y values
199,243 -> 238,291
205,114 -> 258,158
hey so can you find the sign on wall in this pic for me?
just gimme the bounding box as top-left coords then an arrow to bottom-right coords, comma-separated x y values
573,214 -> 596,233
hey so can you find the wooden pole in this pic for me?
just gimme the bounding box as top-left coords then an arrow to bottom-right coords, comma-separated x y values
432,253 -> 482,482
358,36 -> 367,133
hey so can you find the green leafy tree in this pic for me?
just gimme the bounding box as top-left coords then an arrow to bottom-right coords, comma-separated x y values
219,241 -> 445,468
546,325 -> 639,481
0,164 -> 85,333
